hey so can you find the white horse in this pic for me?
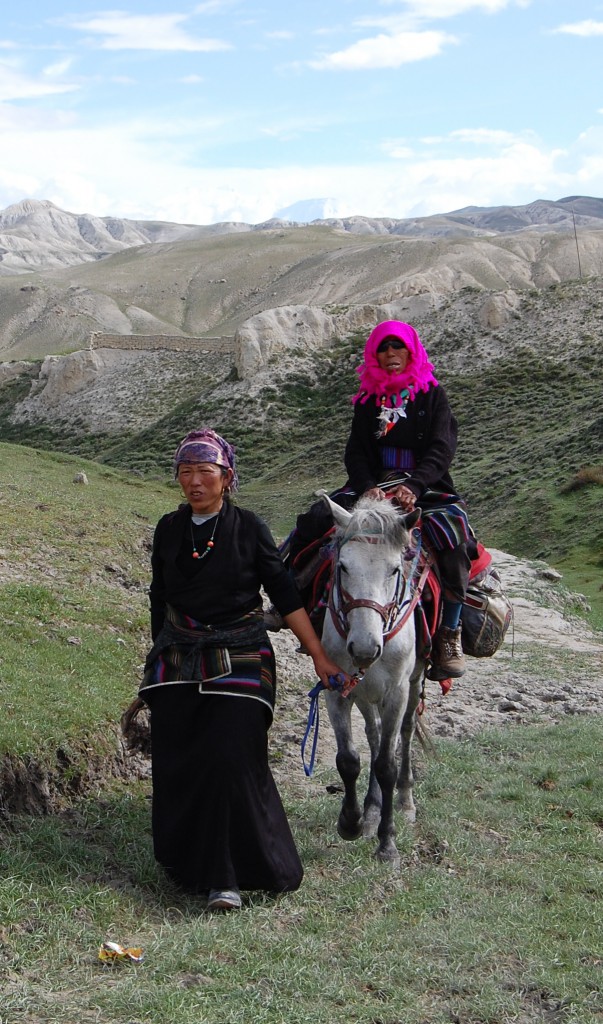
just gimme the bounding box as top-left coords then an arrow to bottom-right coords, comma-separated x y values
319,493 -> 424,869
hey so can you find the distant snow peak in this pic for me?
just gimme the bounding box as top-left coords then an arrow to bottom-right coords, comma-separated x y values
274,197 -> 342,223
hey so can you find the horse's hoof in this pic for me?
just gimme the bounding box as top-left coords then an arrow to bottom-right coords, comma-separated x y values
375,847 -> 401,872
361,811 -> 379,838
396,793 -> 417,823
337,819 -> 363,841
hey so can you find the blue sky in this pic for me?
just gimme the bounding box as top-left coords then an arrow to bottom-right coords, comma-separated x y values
0,0 -> 601,224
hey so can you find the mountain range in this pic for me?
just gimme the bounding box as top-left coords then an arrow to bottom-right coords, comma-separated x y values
0,195 -> 602,361
2,194 -> 603,276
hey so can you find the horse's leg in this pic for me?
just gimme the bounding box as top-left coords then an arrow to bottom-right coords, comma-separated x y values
326,692 -> 363,840
372,689 -> 408,868
396,666 -> 422,823
359,703 -> 382,838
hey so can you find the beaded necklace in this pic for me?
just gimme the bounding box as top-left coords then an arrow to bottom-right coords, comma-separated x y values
190,509 -> 220,560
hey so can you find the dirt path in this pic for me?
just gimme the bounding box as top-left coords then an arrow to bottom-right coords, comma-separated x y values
269,549 -> 603,792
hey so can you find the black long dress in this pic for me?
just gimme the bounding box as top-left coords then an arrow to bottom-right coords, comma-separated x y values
141,499 -> 304,894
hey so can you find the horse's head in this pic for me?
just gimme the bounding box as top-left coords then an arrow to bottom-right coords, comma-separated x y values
319,492 -> 420,669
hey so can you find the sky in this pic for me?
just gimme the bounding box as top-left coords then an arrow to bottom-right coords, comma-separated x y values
0,0 -> 601,225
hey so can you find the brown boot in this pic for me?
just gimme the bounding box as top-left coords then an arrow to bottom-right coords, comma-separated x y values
431,625 -> 466,678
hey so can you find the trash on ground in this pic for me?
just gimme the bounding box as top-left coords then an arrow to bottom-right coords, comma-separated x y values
98,941 -> 144,964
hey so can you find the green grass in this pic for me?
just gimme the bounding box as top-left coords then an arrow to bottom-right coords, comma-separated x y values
1,719 -> 602,1023
0,443 -> 171,758
448,344 -> 603,559
0,415 -> 602,1023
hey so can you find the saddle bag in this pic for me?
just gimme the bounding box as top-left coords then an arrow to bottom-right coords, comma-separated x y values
461,553 -> 513,658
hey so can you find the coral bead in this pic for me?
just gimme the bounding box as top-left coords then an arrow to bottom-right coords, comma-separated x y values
207,540 -> 215,548
192,551 -> 199,559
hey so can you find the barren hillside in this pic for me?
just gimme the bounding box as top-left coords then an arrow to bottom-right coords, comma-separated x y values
0,199 -> 601,360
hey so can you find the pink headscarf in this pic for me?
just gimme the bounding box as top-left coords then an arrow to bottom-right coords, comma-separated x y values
352,320 -> 438,405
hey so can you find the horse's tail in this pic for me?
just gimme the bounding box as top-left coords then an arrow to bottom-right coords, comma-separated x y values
414,713 -> 437,758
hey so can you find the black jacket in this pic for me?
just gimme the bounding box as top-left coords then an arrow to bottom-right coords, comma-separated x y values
149,501 -> 302,638
344,385 -> 459,498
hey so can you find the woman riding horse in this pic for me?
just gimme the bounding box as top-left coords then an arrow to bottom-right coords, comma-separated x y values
283,320 -> 473,680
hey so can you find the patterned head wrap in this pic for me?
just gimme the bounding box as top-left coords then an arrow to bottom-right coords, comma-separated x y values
352,320 -> 439,406
173,428 -> 239,491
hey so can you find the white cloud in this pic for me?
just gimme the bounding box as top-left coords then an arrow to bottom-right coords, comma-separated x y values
357,0 -> 521,30
194,1 -> 234,12
310,30 -> 457,70
61,12 -> 232,52
0,61 -> 78,102
381,139 -> 415,158
0,84 -> 599,226
552,20 -> 603,37
0,108 -> 588,225
180,74 -> 204,84
397,0 -> 517,17
449,127 -> 526,145
266,30 -> 295,40
43,58 -> 74,79
352,0 -> 533,45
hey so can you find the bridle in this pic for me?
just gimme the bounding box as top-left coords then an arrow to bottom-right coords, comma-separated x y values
328,533 -> 429,644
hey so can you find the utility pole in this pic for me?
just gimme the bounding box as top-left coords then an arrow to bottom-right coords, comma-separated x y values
572,205 -> 583,279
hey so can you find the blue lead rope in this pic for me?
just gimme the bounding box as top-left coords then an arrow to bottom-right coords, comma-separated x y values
301,675 -> 347,777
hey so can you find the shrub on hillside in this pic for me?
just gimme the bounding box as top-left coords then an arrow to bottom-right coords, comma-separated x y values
560,466 -> 603,493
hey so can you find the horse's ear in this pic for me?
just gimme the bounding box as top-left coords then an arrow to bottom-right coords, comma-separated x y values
403,508 -> 421,531
315,489 -> 352,528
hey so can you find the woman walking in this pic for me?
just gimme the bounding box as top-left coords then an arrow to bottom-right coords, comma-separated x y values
140,428 -> 348,909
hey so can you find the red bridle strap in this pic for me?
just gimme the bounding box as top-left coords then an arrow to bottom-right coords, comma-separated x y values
328,540 -> 434,645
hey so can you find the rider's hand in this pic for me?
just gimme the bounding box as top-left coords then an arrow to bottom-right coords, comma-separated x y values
363,486 -> 386,501
392,485 -> 416,511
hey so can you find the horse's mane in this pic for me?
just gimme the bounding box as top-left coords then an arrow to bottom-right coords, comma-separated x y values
338,496 -> 410,548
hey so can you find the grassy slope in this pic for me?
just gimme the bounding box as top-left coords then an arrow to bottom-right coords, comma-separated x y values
0,444 -> 172,757
1,718 -> 602,1024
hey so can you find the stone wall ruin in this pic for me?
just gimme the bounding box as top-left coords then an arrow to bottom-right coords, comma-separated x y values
89,332 -> 235,354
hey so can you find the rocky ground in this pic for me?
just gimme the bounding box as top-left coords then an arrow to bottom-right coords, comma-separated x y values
268,549 -> 603,797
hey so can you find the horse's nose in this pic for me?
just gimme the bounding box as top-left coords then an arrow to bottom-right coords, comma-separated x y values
348,639 -> 382,667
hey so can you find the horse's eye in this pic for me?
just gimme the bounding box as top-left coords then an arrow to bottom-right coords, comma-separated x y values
340,564 -> 349,575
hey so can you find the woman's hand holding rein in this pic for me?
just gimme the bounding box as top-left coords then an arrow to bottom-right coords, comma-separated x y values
283,608 -> 353,691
